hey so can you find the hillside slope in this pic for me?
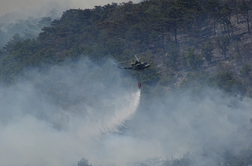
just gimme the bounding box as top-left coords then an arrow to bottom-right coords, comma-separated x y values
0,0 -> 252,96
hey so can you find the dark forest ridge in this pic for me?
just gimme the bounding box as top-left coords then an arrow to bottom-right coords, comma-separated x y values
1,1 -> 252,165
0,0 -> 252,96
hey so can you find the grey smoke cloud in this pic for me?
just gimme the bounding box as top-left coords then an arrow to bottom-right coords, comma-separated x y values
0,58 -> 141,166
0,0 -> 142,48
125,89 -> 252,165
1,0 -> 251,165
0,57 -> 252,166
0,0 -> 142,18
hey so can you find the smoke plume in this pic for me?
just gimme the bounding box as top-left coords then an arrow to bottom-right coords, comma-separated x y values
0,58 -> 141,166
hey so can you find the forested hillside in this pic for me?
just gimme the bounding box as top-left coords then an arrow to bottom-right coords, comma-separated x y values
1,0 -> 252,96
1,1 -> 252,166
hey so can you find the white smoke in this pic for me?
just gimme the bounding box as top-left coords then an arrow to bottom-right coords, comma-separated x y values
0,58 -> 252,166
0,0 -> 142,19
124,88 -> 252,166
0,58 -> 141,166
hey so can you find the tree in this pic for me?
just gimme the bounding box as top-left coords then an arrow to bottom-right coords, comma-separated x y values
3,33 -> 23,52
176,0 -> 202,29
166,42 -> 179,70
215,35 -> 230,59
166,5 -> 184,44
38,17 -> 52,29
186,47 -> 203,70
240,64 -> 251,77
77,158 -> 92,166
201,40 -> 214,64
229,0 -> 240,24
239,0 -> 251,33
0,30 -> 7,48
0,49 -> 5,60
218,3 -> 233,34
205,0 -> 221,35
214,72 -> 243,92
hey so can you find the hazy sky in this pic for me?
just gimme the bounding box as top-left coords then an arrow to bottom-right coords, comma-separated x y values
0,0 -> 141,17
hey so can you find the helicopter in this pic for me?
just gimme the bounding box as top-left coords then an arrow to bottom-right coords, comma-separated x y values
114,55 -> 150,70
113,55 -> 150,89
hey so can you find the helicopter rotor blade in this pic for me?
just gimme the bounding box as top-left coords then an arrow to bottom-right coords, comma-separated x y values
115,60 -> 129,64
135,55 -> 140,61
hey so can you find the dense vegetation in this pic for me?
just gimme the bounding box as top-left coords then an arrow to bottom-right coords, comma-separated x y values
1,0 -> 252,96
1,1 -> 252,165
77,148 -> 252,166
